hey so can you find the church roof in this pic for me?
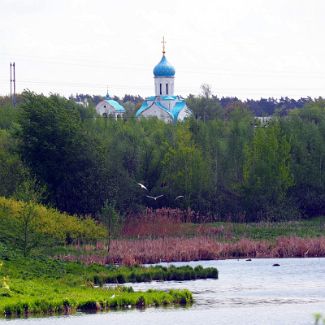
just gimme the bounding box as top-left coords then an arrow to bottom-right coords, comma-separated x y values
135,97 -> 188,122
135,100 -> 173,120
145,95 -> 182,101
153,55 -> 175,77
103,98 -> 125,112
135,101 -> 150,117
171,101 -> 186,122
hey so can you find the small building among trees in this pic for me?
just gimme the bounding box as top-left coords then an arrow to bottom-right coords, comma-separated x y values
96,92 -> 125,119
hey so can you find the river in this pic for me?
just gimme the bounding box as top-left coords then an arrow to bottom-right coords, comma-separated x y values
3,258 -> 325,325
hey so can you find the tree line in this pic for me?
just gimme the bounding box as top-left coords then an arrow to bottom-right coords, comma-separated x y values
69,85 -> 315,119
0,91 -> 324,222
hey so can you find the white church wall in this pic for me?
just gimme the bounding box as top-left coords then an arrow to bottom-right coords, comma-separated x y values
141,105 -> 172,122
177,108 -> 191,121
96,101 -> 117,117
154,77 -> 174,96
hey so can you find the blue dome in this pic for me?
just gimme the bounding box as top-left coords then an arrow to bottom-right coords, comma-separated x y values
153,55 -> 175,77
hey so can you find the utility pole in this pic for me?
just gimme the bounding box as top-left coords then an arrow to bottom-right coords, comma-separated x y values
10,63 -> 12,100
10,62 -> 16,107
13,62 -> 16,107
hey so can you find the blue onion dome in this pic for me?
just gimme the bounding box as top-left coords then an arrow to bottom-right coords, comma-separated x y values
153,55 -> 175,77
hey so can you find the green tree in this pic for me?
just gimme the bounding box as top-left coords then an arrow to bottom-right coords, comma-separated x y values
0,201 -> 48,257
99,201 -> 122,255
186,85 -> 224,122
17,91 -> 104,214
242,122 -> 294,220
161,123 -> 210,210
0,130 -> 27,197
282,101 -> 325,216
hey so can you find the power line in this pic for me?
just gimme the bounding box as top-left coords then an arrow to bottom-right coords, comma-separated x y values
0,77 -> 324,92
1,52 -> 325,78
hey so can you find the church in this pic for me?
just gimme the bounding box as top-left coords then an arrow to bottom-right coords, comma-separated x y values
95,92 -> 126,119
136,39 -> 192,123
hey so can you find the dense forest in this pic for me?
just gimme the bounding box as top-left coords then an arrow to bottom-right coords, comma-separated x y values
0,91 -> 324,222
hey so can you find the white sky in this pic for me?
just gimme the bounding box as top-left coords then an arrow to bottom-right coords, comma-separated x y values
0,0 -> 325,99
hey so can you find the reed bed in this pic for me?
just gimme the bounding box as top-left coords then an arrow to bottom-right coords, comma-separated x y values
122,208 -> 194,239
60,236 -> 325,265
122,208 -> 226,239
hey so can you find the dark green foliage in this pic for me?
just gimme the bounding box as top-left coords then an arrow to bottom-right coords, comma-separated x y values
281,101 -> 325,216
17,91 -> 106,214
0,130 -> 27,197
242,122 -> 294,220
1,93 -> 325,220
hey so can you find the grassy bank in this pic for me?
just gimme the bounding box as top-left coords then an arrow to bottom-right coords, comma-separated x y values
210,217 -> 325,241
0,245 -> 219,317
0,278 -> 192,317
1,246 -> 218,285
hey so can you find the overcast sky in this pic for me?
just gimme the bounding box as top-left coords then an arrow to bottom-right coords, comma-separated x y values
0,0 -> 324,99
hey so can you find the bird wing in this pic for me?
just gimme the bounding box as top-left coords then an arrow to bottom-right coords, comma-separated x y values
175,195 -> 184,200
137,182 -> 148,190
146,195 -> 154,199
155,195 -> 164,199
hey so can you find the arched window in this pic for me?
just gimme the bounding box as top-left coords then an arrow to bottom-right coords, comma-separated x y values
166,83 -> 169,95
160,83 -> 162,95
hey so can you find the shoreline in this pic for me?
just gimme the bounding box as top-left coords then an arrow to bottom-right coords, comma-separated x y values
0,254 -> 217,318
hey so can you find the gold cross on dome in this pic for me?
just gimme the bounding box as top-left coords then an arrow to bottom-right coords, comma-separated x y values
162,36 -> 166,55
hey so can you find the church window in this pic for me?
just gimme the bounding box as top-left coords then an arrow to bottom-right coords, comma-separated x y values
160,83 -> 162,95
166,83 -> 169,95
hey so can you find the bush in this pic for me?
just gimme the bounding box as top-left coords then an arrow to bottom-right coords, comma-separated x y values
0,197 -> 106,254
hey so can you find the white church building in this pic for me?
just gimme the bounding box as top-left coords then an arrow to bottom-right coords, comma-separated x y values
136,40 -> 192,123
96,92 -> 126,119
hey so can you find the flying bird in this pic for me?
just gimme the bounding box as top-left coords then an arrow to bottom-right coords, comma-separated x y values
175,195 -> 184,200
137,182 -> 148,191
146,195 -> 164,200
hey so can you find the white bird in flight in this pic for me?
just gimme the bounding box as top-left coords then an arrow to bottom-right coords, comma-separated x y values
137,182 -> 148,191
146,195 -> 164,200
175,195 -> 184,200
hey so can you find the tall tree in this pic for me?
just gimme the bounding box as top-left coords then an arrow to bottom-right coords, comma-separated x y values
242,122 -> 294,220
18,91 -> 104,214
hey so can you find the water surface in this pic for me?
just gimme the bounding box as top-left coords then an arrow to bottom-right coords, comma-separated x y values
3,258 -> 325,325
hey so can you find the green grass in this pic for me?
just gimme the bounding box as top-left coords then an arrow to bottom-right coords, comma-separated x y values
0,278 -> 192,316
211,216 -> 325,241
0,246 -> 217,285
0,244 -> 218,317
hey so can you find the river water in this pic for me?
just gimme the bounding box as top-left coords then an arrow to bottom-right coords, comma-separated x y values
3,258 -> 325,325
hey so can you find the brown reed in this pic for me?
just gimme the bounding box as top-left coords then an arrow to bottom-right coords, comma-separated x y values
58,236 -> 325,266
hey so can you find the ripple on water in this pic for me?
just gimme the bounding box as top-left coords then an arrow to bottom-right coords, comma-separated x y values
194,296 -> 321,309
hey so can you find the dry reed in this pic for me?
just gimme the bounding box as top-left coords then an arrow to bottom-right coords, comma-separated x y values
59,236 -> 325,266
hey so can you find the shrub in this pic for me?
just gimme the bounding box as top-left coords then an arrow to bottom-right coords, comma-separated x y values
0,197 -> 106,254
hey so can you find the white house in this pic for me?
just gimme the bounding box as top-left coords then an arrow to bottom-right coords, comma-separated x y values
136,39 -> 192,123
96,93 -> 126,119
